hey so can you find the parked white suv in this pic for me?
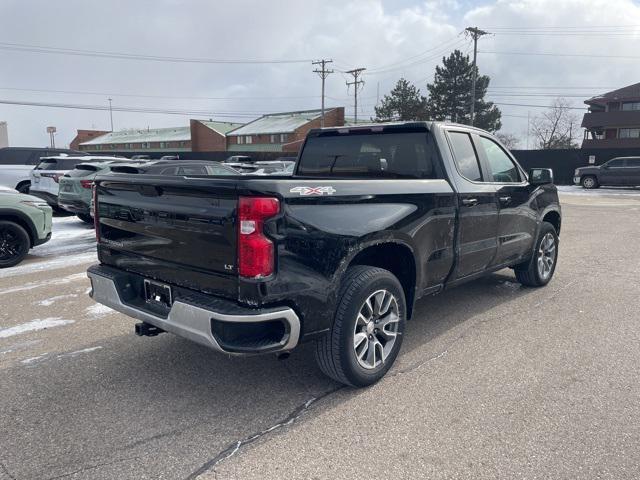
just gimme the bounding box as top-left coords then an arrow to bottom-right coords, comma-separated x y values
30,155 -> 126,209
0,147 -> 83,193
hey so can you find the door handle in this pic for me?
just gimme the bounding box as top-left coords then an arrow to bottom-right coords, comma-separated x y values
499,196 -> 512,204
461,198 -> 478,207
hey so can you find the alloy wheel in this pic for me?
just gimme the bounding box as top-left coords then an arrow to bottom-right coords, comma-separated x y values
537,232 -> 556,280
353,289 -> 400,370
0,227 -> 23,261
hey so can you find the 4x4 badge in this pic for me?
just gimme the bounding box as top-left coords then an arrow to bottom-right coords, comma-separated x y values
290,186 -> 336,196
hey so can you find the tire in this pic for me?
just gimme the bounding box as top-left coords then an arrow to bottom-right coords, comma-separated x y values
0,220 -> 31,268
514,221 -> 559,287
16,182 -> 30,194
315,266 -> 407,387
77,213 -> 94,225
581,175 -> 598,189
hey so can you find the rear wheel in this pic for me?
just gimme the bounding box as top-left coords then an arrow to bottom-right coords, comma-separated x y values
581,175 -> 598,189
16,182 -> 30,194
0,221 -> 30,268
514,221 -> 558,287
77,213 -> 94,225
315,266 -> 406,387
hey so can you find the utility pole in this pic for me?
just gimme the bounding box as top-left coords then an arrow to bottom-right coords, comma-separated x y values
526,111 -> 531,149
108,98 -> 114,131
465,27 -> 489,126
312,59 -> 333,128
345,68 -> 366,123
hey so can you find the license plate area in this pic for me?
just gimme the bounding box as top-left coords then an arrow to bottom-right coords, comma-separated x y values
144,279 -> 173,308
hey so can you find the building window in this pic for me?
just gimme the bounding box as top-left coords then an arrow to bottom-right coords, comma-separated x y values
270,134 -> 277,143
622,102 -> 640,111
280,133 -> 288,143
95,145 -> 102,150
245,135 -> 253,144
179,141 -> 186,147
619,128 -> 640,138
237,136 -> 244,145
160,142 -> 166,148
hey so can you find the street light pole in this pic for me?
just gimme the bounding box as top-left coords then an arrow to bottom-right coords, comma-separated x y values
108,98 -> 114,131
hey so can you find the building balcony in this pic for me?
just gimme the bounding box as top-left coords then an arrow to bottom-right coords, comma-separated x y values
581,137 -> 640,149
582,110 -> 640,129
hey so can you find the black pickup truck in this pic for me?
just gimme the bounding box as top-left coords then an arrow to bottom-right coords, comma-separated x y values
87,122 -> 561,387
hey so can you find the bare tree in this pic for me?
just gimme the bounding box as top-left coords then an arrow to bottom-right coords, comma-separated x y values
530,98 -> 581,149
495,132 -> 520,150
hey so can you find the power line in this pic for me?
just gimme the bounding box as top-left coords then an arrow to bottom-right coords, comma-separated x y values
480,50 -> 640,59
0,41 -> 312,64
312,59 -> 334,127
345,68 -> 366,123
492,101 -> 586,110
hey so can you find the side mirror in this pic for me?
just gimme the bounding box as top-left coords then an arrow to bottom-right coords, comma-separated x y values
529,168 -> 553,186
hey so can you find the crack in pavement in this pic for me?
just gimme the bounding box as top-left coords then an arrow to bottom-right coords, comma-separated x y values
184,386 -> 344,480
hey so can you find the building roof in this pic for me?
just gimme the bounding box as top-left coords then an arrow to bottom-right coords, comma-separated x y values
80,127 -> 191,145
228,109 -> 331,136
227,143 -> 284,152
198,120 -> 244,135
585,82 -> 640,106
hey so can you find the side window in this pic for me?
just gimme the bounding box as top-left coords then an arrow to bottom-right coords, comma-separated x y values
479,136 -> 521,183
177,166 -> 207,175
626,158 -> 640,167
448,132 -> 482,182
607,159 -> 625,167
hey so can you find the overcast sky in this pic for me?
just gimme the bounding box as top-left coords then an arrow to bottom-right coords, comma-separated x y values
0,0 -> 639,148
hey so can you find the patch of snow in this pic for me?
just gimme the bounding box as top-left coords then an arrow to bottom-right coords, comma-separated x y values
0,272 -> 86,296
0,318 -> 74,339
37,293 -> 79,307
21,353 -> 49,365
85,303 -> 114,319
57,346 -> 103,358
557,185 -> 640,197
30,216 -> 96,258
0,251 -> 96,279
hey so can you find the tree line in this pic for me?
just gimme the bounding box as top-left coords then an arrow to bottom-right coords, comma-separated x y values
372,49 -> 581,150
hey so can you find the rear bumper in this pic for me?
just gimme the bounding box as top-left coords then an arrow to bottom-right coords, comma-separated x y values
58,198 -> 90,214
29,190 -> 58,206
87,264 -> 301,355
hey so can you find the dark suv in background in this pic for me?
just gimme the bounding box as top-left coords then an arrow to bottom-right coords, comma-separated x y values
574,156 -> 640,189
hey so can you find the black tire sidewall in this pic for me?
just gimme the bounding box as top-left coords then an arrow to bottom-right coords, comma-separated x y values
78,214 -> 94,225
0,221 -> 30,268
336,269 -> 406,386
532,222 -> 559,286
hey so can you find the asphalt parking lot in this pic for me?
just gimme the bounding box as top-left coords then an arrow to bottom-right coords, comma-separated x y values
1,188 -> 639,480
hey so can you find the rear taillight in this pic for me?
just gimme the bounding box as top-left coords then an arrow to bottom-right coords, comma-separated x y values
92,184 -> 100,240
80,179 -> 94,189
237,196 -> 280,278
41,173 -> 62,183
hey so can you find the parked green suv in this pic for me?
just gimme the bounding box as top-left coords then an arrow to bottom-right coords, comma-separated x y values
58,161 -> 131,224
0,187 -> 53,268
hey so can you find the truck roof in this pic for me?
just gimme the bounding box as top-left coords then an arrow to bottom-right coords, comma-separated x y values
308,120 -> 489,136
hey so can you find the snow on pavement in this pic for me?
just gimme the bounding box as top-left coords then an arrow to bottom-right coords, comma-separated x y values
557,185 -> 640,196
31,215 -> 96,257
0,318 -> 75,339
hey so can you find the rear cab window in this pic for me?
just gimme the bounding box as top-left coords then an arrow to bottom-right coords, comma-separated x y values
447,131 -> 482,182
297,128 -> 442,179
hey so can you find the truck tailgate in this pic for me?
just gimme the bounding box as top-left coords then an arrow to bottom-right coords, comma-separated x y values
95,176 -> 238,298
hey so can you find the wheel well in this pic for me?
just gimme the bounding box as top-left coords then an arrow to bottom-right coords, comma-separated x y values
543,211 -> 561,236
349,243 -> 417,319
0,214 -> 35,246
15,180 -> 31,189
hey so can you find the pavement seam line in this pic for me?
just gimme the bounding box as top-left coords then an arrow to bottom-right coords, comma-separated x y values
185,386 -> 344,480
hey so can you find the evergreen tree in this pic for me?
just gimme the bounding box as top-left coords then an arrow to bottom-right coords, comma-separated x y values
374,78 -> 428,122
425,50 -> 501,132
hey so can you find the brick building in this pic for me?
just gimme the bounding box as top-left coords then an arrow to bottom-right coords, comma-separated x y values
72,120 -> 242,153
582,82 -> 640,149
226,107 -> 345,152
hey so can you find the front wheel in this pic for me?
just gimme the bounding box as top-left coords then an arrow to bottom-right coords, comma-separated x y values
581,175 -> 598,189
77,213 -> 94,225
0,221 -> 30,268
514,221 -> 559,287
315,266 -> 406,387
